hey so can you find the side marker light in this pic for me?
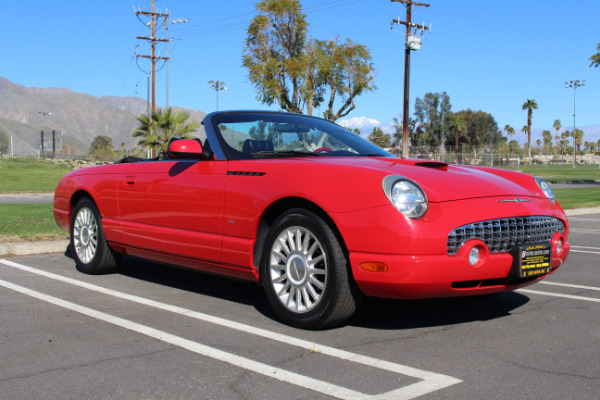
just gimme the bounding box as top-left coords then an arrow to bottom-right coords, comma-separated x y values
360,262 -> 388,273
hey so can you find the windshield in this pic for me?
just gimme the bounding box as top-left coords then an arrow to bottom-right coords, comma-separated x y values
211,112 -> 392,160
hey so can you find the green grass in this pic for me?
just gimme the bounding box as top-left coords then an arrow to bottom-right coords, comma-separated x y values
554,188 -> 600,210
510,164 -> 600,181
0,203 -> 67,242
0,157 -> 73,193
0,157 -> 598,243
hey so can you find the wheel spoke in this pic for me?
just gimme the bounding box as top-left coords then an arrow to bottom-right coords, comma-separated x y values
73,207 -> 98,264
268,225 -> 328,314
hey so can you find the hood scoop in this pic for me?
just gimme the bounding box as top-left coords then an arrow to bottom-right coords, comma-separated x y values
414,161 -> 448,170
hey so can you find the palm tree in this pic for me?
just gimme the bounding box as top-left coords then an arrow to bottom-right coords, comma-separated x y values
522,99 -> 538,161
504,125 -> 515,157
449,115 -> 467,152
133,108 -> 200,157
553,119 -> 561,151
561,130 -> 570,159
133,114 -> 160,157
574,128 -> 584,155
521,125 -> 528,160
542,130 -> 553,154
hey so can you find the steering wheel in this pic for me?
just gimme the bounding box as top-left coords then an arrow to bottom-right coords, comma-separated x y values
313,147 -> 333,154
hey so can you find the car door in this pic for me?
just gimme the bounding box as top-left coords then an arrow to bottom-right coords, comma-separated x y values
117,159 -> 227,263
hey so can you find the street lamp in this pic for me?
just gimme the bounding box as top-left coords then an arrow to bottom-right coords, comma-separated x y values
208,80 -> 227,111
565,79 -> 585,169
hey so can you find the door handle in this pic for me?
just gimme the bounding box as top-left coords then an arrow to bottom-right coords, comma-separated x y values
124,176 -> 135,186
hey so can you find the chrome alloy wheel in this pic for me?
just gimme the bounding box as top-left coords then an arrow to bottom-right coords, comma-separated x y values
73,207 -> 99,264
268,226 -> 328,313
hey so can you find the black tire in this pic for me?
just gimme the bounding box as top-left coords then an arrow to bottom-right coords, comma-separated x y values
70,197 -> 120,274
261,208 -> 362,329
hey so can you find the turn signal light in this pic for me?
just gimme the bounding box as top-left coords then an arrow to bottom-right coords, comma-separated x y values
360,262 -> 388,273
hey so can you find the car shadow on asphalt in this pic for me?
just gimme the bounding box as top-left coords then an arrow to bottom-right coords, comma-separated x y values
115,255 -> 275,314
349,293 -> 531,330
111,254 -> 530,331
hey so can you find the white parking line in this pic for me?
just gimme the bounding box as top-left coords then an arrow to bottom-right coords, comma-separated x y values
0,259 -> 461,400
540,281 -> 600,292
570,245 -> 600,255
518,289 -> 600,303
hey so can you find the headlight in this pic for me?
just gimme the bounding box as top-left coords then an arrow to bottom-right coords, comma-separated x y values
382,176 -> 429,219
534,177 -> 555,203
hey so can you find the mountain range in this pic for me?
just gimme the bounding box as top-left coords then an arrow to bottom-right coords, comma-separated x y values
0,77 -> 206,156
1,76 -> 598,157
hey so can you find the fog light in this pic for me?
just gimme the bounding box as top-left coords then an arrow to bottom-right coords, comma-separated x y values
556,238 -> 563,255
469,247 -> 480,266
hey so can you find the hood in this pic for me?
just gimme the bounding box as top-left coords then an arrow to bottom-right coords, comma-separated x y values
314,157 -> 543,203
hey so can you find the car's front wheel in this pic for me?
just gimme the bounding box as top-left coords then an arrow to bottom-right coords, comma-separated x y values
70,197 -> 120,274
261,209 -> 362,329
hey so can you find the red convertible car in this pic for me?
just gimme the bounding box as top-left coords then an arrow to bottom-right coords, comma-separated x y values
54,111 -> 570,329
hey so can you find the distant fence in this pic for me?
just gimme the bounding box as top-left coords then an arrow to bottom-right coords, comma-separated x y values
387,148 -> 600,168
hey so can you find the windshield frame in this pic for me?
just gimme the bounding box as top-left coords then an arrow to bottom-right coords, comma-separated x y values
207,111 -> 393,161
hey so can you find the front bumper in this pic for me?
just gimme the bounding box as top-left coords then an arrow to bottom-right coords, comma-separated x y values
349,240 -> 570,299
329,196 -> 570,299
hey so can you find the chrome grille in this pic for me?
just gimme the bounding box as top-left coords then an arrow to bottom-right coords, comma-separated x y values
447,216 -> 565,256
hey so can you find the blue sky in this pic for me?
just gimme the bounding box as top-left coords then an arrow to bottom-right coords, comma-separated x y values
2,0 -> 598,135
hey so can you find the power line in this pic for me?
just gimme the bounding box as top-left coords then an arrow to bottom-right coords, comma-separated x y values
168,0 -> 365,41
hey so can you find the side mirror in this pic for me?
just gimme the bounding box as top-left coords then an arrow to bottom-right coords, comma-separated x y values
167,139 -> 211,160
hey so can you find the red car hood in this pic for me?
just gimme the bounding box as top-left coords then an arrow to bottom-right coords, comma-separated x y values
313,157 -> 542,203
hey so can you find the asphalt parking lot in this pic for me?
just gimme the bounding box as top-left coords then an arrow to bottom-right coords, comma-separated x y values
1,215 -> 598,399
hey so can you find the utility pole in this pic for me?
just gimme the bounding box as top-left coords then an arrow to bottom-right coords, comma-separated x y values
391,0 -> 430,158
136,0 -> 169,113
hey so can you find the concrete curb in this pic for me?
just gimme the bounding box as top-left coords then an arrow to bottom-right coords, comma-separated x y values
0,240 -> 69,257
565,207 -> 600,216
0,208 -> 598,257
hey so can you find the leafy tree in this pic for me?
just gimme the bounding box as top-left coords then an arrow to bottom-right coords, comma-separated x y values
0,128 -> 8,154
413,92 -> 451,149
243,0 -> 308,114
522,99 -> 538,160
392,115 -> 416,148
590,43 -> 600,68
242,0 -> 375,121
316,38 -> 376,121
89,135 -> 114,161
454,109 -> 501,153
133,107 -> 199,157
368,127 -> 390,148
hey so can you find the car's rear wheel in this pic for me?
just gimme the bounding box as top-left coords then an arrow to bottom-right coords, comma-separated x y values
261,208 -> 362,329
70,198 -> 120,274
